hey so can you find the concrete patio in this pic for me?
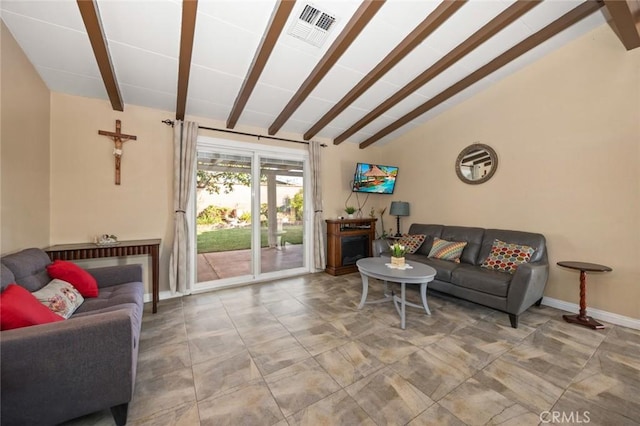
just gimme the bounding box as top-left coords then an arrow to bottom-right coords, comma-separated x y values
197,244 -> 304,282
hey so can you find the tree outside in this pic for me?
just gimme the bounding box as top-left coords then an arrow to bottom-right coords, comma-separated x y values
196,170 -> 303,252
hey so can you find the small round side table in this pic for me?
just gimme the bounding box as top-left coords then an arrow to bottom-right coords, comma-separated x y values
557,261 -> 612,330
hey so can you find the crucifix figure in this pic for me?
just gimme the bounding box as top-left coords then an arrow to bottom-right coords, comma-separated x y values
98,119 -> 137,185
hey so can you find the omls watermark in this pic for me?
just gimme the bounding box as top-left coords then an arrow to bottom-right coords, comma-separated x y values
540,411 -> 591,424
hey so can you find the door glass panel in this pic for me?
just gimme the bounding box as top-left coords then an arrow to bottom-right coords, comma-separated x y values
196,151 -> 253,283
259,157 -> 305,273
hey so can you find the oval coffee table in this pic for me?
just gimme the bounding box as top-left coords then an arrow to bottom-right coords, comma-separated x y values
356,257 -> 436,329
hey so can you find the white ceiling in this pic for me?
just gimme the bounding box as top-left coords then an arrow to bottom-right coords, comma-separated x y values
1,0 -> 609,146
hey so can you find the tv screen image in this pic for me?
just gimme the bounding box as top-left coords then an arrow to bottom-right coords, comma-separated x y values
352,163 -> 399,194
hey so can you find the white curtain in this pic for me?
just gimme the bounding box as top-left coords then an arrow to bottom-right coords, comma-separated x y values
308,141 -> 325,271
169,121 -> 198,294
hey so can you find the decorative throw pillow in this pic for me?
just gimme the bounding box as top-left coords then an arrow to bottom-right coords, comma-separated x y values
0,284 -> 64,330
396,234 -> 426,254
428,237 -> 468,263
47,260 -> 98,298
32,279 -> 84,319
481,239 -> 535,274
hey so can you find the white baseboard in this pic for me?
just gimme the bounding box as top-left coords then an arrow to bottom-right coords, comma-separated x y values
143,290 -> 181,304
541,297 -> 640,330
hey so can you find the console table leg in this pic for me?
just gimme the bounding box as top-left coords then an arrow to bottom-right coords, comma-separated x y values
152,244 -> 159,314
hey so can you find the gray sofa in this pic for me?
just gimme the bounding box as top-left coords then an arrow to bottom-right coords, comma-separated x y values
1,248 -> 144,426
383,224 -> 549,328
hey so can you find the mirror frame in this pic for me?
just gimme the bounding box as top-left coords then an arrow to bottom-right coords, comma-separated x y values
455,143 -> 498,185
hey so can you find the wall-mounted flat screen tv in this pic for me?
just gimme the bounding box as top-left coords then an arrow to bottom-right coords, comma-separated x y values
352,162 -> 399,194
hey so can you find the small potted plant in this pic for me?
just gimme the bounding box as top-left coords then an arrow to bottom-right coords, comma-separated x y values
389,242 -> 406,267
344,206 -> 357,219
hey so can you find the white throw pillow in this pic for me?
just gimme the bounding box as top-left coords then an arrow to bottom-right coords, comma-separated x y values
32,279 -> 84,319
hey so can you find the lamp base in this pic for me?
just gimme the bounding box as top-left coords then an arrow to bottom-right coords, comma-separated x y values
395,216 -> 401,237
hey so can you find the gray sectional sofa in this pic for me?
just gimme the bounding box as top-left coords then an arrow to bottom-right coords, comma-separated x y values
1,248 -> 144,426
384,224 -> 549,328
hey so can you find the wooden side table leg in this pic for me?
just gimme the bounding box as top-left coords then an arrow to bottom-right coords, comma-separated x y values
578,270 -> 587,319
562,270 -> 604,329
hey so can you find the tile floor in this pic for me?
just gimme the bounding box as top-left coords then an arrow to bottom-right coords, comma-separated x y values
64,272 -> 640,426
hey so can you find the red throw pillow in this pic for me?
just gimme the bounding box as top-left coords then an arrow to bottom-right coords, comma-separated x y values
0,284 -> 64,330
47,260 -> 98,298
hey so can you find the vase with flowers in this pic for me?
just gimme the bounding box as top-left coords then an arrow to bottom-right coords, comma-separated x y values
389,242 -> 406,267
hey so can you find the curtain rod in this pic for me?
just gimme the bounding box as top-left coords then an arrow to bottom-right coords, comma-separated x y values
161,119 -> 327,147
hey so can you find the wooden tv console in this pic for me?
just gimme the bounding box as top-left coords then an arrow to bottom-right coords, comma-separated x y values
325,218 -> 376,275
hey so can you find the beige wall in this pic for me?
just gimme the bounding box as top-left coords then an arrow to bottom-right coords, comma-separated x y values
49,92 -> 384,294
1,22 -> 51,253
320,142 -> 385,221
381,24 -> 640,319
49,94 -> 174,293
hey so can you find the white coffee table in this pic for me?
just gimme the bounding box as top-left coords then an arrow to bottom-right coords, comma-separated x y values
356,257 -> 436,329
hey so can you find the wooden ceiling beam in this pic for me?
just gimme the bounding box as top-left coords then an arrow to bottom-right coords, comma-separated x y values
77,0 -> 123,111
267,0 -> 385,136
359,0 -> 605,148
335,0 -> 542,145
227,0 -> 296,129
302,0 -> 466,141
176,0 -> 198,121
604,0 -> 640,50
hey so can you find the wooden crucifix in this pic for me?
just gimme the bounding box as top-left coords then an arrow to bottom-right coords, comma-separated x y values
98,120 -> 137,185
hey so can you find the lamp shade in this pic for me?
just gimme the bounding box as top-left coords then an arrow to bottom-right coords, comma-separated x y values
389,201 -> 410,216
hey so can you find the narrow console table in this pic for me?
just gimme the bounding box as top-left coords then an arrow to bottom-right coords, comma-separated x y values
557,260 -> 612,330
45,239 -> 161,314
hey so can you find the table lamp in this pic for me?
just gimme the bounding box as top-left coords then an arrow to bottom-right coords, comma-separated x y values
389,201 -> 410,237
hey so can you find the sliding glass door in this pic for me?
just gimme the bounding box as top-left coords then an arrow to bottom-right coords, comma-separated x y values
195,151 -> 254,282
193,138 -> 309,290
259,157 -> 305,274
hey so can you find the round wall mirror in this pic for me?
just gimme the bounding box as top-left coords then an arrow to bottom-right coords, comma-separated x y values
455,143 -> 498,185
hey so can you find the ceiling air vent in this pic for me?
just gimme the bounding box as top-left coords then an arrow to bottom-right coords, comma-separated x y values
288,3 -> 337,48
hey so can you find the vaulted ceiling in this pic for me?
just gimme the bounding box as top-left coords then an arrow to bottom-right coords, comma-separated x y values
2,0 -> 638,148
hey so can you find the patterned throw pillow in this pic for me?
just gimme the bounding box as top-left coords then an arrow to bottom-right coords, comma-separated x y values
396,234 -> 426,254
32,279 -> 84,319
480,239 -> 535,274
428,237 -> 468,263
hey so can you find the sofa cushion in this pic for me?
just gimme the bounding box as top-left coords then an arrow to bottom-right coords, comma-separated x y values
451,264 -> 512,297
0,284 -> 64,330
427,238 -> 467,263
406,254 -> 460,282
73,281 -> 144,347
480,239 -> 535,274
440,226 -> 485,265
397,234 -> 426,254
1,264 -> 15,291
47,260 -> 98,298
74,282 -> 144,315
1,248 -> 52,292
478,229 -> 546,264
32,279 -> 84,319
407,224 -> 443,256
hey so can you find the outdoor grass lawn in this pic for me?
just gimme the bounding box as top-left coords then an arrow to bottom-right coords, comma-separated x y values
197,225 -> 303,253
